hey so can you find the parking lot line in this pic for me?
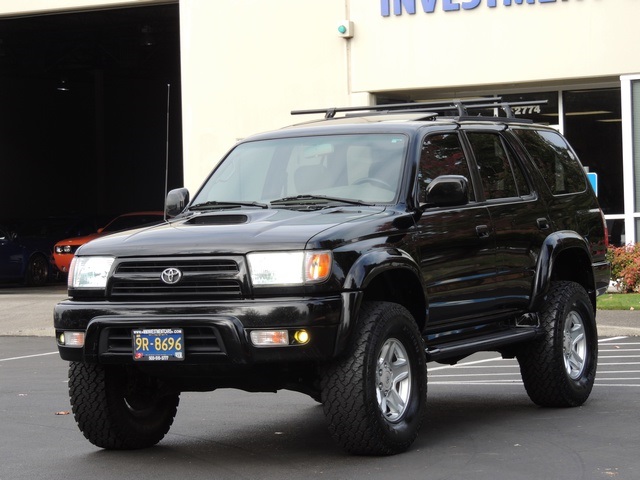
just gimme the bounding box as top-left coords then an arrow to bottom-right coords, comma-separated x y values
0,351 -> 58,362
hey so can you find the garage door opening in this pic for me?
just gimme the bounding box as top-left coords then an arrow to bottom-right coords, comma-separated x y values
0,4 -> 182,223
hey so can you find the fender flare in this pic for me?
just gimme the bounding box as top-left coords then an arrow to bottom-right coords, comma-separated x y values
528,230 -> 592,312
344,247 -> 424,292
334,248 -> 425,355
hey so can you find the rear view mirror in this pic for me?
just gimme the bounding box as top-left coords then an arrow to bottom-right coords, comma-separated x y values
166,188 -> 190,218
423,175 -> 469,208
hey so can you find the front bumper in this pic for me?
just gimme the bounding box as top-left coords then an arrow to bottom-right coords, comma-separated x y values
54,292 -> 360,365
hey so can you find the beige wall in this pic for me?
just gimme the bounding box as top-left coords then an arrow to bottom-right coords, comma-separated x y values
348,0 -> 640,93
179,0 -> 640,192
0,0 -> 160,16
179,0 -> 355,192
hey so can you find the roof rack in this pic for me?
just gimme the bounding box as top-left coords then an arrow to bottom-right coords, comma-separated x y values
291,97 -> 548,120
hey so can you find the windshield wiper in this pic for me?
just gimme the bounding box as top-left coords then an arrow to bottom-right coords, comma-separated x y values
189,200 -> 270,210
270,195 -> 369,207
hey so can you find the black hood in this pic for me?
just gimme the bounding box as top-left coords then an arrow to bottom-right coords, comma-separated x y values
77,206 -> 394,258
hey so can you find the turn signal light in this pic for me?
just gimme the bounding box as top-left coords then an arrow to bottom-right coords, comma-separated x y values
249,329 -> 311,346
305,252 -> 332,283
250,330 -> 289,346
59,331 -> 85,348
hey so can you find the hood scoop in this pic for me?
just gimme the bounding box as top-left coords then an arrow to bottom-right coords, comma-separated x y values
186,214 -> 249,226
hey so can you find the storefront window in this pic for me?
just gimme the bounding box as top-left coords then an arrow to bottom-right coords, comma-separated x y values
563,88 -> 623,216
500,92 -> 558,126
633,81 -> 640,216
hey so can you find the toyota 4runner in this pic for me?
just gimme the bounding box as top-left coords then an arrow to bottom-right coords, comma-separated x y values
55,98 -> 610,455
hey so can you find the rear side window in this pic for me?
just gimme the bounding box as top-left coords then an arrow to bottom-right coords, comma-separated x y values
466,132 -> 531,200
513,128 -> 587,195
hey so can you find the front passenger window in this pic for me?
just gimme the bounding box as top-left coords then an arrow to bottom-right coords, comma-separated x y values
419,133 -> 475,202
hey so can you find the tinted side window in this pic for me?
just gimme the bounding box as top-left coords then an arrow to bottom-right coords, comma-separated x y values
419,133 -> 476,202
513,128 -> 587,195
467,132 -> 531,200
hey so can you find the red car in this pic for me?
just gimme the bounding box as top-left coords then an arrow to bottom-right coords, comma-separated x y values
53,212 -> 164,273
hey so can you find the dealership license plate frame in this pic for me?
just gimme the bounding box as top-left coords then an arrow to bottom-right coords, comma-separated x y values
132,328 -> 185,361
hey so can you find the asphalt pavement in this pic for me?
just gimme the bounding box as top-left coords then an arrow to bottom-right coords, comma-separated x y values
2,285 -> 640,479
1,284 -> 638,338
2,335 -> 640,480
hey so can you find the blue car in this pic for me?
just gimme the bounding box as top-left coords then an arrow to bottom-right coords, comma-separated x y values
0,223 -> 52,286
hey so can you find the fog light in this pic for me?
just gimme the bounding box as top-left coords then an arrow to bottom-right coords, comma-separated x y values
60,331 -> 85,348
293,330 -> 310,344
250,330 -> 289,346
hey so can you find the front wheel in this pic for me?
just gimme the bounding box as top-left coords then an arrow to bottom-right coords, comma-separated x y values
321,301 -> 427,455
517,281 -> 598,407
68,362 -> 180,449
25,254 -> 48,286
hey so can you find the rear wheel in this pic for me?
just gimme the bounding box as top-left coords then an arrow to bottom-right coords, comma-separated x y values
69,362 -> 180,449
321,301 -> 427,455
517,281 -> 597,407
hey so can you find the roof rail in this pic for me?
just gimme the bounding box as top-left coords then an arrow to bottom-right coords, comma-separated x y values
291,98 -> 548,120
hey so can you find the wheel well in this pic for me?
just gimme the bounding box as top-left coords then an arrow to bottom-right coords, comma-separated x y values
361,269 -> 426,330
551,247 -> 596,309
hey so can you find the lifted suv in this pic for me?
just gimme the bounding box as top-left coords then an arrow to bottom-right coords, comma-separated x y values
55,98 -> 610,455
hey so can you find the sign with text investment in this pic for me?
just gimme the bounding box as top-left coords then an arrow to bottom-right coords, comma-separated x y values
381,0 -> 566,16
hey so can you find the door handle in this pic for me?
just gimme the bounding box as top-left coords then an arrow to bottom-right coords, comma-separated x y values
476,225 -> 490,239
536,218 -> 550,230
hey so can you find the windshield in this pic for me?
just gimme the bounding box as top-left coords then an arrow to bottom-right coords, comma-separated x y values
191,134 -> 407,207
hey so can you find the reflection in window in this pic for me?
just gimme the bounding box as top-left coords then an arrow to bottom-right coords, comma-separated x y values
192,134 -> 408,205
513,128 -> 587,195
419,133 -> 475,202
467,132 -> 529,200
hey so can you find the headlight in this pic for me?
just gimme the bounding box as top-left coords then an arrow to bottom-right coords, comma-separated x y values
55,245 -> 74,254
69,256 -> 115,289
247,251 -> 332,286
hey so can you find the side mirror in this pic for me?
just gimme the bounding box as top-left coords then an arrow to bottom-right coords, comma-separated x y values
423,175 -> 469,208
165,188 -> 190,218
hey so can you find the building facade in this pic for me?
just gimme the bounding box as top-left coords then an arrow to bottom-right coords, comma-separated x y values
3,0 -> 640,243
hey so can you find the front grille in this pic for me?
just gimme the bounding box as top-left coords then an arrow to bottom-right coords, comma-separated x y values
109,257 -> 244,299
100,326 -> 225,358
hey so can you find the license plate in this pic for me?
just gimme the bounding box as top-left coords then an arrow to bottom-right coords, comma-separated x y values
132,328 -> 185,361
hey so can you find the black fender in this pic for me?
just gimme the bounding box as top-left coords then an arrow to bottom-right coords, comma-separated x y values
343,247 -> 424,291
334,248 -> 425,355
528,230 -> 594,312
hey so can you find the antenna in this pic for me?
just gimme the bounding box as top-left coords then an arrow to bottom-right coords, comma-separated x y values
163,83 -> 171,222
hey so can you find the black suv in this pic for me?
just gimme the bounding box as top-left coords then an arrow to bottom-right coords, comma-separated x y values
55,99 -> 610,455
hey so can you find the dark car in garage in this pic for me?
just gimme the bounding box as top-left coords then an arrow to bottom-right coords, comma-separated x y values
0,223 -> 52,286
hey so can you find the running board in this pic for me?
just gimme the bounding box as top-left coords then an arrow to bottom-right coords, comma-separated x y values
425,327 -> 538,364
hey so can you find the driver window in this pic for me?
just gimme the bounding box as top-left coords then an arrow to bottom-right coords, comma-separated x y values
419,133 -> 475,202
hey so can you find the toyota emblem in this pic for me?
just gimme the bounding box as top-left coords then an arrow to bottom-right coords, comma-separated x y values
161,267 -> 182,285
